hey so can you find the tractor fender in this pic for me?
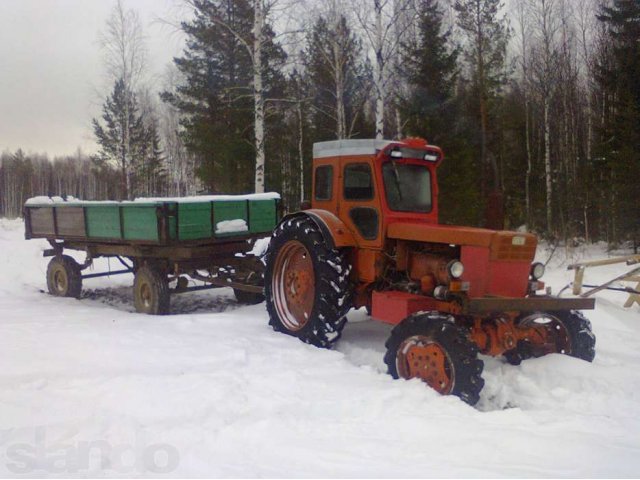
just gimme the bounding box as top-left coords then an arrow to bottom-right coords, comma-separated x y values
278,210 -> 357,249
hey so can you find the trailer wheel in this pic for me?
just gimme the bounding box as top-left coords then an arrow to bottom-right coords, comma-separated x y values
384,312 -> 485,405
504,310 -> 596,365
133,265 -> 170,315
265,216 -> 353,348
233,288 -> 264,305
46,255 -> 82,298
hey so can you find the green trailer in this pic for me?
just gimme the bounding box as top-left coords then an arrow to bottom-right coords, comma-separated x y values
24,194 -> 280,314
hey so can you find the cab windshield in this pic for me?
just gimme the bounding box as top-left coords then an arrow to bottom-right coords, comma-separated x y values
382,161 -> 432,213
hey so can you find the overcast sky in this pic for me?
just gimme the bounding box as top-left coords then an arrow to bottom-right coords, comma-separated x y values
0,0 -> 185,157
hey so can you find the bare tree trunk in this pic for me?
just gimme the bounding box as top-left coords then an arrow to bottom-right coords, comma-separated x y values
253,0 -> 266,193
297,100 -> 305,203
374,0 -> 385,139
515,0 -> 533,227
544,98 -> 553,232
99,0 -> 147,200
334,28 -> 346,140
395,106 -> 402,139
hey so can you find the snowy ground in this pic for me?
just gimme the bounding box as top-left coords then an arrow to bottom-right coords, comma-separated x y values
0,218 -> 639,477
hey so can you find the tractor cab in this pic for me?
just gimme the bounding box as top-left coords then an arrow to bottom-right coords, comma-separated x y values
311,138 -> 442,249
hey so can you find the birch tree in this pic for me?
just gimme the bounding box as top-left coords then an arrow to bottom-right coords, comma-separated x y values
305,9 -> 369,140
353,0 -> 416,139
529,0 -> 562,233
180,0 -> 284,193
98,0 -> 148,198
512,0 -> 533,227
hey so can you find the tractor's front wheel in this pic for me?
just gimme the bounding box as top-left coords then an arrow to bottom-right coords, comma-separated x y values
384,313 -> 485,405
265,216 -> 353,348
46,255 -> 82,298
504,310 -> 596,365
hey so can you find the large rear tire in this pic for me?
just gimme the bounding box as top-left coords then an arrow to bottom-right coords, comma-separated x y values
133,265 -> 170,315
265,216 -> 353,348
504,310 -> 596,365
46,255 -> 82,298
384,312 -> 485,405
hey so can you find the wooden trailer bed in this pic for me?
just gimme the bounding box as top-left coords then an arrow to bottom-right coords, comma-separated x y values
24,194 -> 281,314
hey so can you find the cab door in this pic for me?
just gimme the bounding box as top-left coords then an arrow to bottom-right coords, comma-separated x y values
337,156 -> 384,250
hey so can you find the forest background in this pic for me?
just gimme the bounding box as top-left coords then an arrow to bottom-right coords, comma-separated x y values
1,0 -> 638,248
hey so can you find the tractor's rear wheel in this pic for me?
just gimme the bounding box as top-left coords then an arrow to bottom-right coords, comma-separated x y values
46,255 -> 82,298
133,265 -> 170,315
265,216 -> 353,348
504,310 -> 596,365
384,312 -> 484,405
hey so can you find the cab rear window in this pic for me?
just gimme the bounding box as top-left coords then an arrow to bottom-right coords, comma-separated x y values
314,165 -> 333,201
344,163 -> 373,200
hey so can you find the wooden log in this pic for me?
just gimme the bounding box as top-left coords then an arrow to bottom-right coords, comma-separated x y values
568,254 -> 640,270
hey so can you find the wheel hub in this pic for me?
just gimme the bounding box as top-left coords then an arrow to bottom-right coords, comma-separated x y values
273,241 -> 315,331
285,269 -> 312,304
519,314 -> 572,356
53,269 -> 67,293
397,336 -> 453,394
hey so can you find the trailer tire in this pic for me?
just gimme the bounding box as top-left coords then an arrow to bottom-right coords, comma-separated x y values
384,312 -> 485,405
47,255 -> 82,298
504,310 -> 596,365
233,288 -> 265,305
265,216 -> 353,348
133,265 -> 170,315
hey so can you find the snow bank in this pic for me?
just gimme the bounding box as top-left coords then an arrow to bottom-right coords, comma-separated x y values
1,228 -> 639,477
215,219 -> 248,234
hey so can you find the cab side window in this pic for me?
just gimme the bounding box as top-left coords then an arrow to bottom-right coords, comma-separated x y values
343,163 -> 378,240
314,165 -> 333,201
344,163 -> 373,200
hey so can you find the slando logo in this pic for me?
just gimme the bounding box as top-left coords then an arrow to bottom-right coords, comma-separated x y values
3,425 -> 180,475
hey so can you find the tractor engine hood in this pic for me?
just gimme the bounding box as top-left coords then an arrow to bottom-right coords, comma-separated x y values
388,222 -> 538,298
388,222 -> 536,253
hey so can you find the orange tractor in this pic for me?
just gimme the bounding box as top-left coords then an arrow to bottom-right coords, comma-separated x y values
265,138 -> 596,405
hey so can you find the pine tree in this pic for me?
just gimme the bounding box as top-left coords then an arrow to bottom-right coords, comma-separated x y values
596,0 -> 640,247
133,119 -> 167,196
92,78 -> 147,199
400,0 -> 459,143
162,0 -> 285,194
454,0 -> 510,207
400,0 -> 480,227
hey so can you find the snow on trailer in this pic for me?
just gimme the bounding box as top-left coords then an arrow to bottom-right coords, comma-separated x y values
23,194 -> 281,314
24,193 -> 280,243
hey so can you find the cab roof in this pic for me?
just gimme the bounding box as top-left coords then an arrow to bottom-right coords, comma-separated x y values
313,139 -> 397,159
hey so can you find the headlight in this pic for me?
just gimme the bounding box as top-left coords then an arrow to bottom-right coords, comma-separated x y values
530,262 -> 545,280
447,260 -> 464,279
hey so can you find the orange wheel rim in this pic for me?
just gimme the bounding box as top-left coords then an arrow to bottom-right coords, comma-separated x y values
520,314 -> 572,356
396,336 -> 454,394
272,241 -> 315,331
